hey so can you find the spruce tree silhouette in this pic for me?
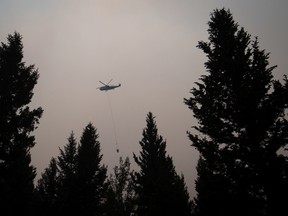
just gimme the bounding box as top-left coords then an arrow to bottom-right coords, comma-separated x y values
0,32 -> 43,215
184,8 -> 288,216
133,112 -> 192,216
77,123 -> 107,215
37,126 -> 107,216
57,132 -> 78,215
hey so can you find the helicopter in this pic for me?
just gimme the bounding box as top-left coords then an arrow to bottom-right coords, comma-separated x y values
97,79 -> 121,91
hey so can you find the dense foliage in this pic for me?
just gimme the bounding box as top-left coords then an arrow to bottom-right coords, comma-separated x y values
0,32 -> 43,215
184,8 -> 288,216
103,156 -> 136,216
37,124 -> 107,216
133,112 -> 192,216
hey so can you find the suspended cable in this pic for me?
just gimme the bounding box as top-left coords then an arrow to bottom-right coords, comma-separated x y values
106,92 -> 119,153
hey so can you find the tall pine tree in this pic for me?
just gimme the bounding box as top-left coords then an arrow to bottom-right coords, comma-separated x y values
57,131 -> 78,214
184,8 -> 288,216
77,123 -> 107,215
133,112 -> 192,216
0,32 -> 43,215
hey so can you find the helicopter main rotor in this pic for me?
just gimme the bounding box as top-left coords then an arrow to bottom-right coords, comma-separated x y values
99,79 -> 113,86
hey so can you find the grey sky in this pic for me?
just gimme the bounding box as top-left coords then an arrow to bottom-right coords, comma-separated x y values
1,0 -> 287,198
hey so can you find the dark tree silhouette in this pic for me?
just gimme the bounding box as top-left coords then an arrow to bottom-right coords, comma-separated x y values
57,131 -> 78,214
37,126 -> 107,215
184,8 -> 288,216
77,123 -> 107,215
0,32 -> 43,215
133,112 -> 192,216
37,157 -> 59,215
103,156 -> 136,216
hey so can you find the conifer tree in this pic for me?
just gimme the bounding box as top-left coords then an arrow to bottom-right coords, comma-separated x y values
0,32 -> 43,215
184,8 -> 288,216
37,157 -> 59,215
133,112 -> 192,216
57,132 -> 78,214
77,123 -> 107,215
37,126 -> 108,215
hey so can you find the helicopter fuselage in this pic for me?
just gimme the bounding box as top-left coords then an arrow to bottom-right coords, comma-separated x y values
99,84 -> 121,91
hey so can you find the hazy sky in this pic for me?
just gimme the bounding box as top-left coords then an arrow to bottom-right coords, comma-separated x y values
1,0 -> 287,198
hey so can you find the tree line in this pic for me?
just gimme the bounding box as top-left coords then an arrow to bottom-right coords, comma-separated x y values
1,8 -> 287,216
